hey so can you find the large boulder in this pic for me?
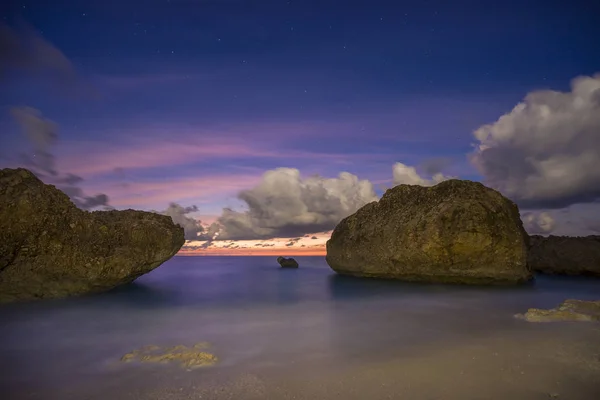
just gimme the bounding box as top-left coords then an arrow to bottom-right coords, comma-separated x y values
528,235 -> 600,276
326,180 -> 531,284
0,168 -> 185,303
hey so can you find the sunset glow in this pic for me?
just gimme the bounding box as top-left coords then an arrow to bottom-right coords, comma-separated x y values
178,232 -> 330,256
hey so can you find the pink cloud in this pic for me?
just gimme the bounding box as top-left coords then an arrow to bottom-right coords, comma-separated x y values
89,173 -> 262,209
55,137 -> 388,179
56,140 -> 265,177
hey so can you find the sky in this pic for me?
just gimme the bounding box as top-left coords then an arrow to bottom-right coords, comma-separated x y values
1,0 -> 599,255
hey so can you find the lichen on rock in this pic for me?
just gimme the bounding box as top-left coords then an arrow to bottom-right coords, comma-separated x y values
0,168 -> 185,303
326,179 -> 531,284
515,299 -> 600,322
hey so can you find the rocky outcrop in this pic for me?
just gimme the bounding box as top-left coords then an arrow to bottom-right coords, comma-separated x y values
0,168 -> 185,303
326,179 -> 531,284
277,256 -> 299,268
515,299 -> 600,322
528,235 -> 600,276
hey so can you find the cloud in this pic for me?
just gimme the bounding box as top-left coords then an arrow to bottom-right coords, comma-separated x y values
470,73 -> 600,209
94,173 -> 262,210
197,222 -> 222,248
521,211 -> 556,234
0,22 -> 96,99
418,157 -> 454,176
158,203 -> 204,241
9,106 -> 111,210
10,106 -> 58,176
392,162 -> 453,186
587,221 -> 600,234
212,167 -> 378,240
0,22 -> 75,81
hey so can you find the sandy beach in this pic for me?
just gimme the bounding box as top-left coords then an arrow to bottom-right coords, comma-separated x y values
136,324 -> 600,400
9,321 -> 597,400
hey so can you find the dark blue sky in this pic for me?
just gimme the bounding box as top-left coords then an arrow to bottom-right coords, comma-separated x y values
1,0 -> 599,235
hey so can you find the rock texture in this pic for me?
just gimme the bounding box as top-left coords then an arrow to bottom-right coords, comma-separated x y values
515,299 -> 600,322
277,256 -> 299,268
0,168 -> 185,303
528,235 -> 600,276
326,179 -> 531,284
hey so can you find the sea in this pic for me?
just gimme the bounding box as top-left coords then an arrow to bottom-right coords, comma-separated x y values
1,256 -> 599,400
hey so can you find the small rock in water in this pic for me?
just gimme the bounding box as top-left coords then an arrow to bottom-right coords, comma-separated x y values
277,256 -> 299,268
120,342 -> 217,369
515,299 -> 600,322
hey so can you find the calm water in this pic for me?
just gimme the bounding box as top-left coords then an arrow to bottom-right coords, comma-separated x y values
1,256 -> 599,399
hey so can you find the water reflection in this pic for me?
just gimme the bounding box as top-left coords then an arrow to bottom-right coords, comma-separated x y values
327,272 -> 538,301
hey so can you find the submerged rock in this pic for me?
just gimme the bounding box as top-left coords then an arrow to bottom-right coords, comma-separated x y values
277,256 -> 299,268
326,179 -> 531,284
121,342 -> 217,369
0,168 -> 185,303
515,299 -> 600,322
528,235 -> 600,277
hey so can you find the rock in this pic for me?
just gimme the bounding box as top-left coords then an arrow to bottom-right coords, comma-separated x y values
528,235 -> 600,276
326,179 -> 531,284
515,299 -> 600,322
277,256 -> 299,268
0,168 -> 185,303
121,342 -> 217,369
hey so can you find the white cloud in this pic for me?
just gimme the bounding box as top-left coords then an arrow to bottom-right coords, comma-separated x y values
470,73 -> 600,209
521,211 -> 556,234
212,167 -> 378,240
392,162 -> 453,186
158,203 -> 204,241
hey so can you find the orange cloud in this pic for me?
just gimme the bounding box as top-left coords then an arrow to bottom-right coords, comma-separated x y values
177,247 -> 326,256
180,231 -> 331,256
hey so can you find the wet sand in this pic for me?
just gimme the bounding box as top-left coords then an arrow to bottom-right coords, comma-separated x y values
140,325 -> 600,400
8,322 -> 598,400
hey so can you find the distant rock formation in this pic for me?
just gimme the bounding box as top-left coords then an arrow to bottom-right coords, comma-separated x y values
0,168 -> 185,303
528,235 -> 600,276
326,179 -> 531,284
277,256 -> 299,268
515,299 -> 600,322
